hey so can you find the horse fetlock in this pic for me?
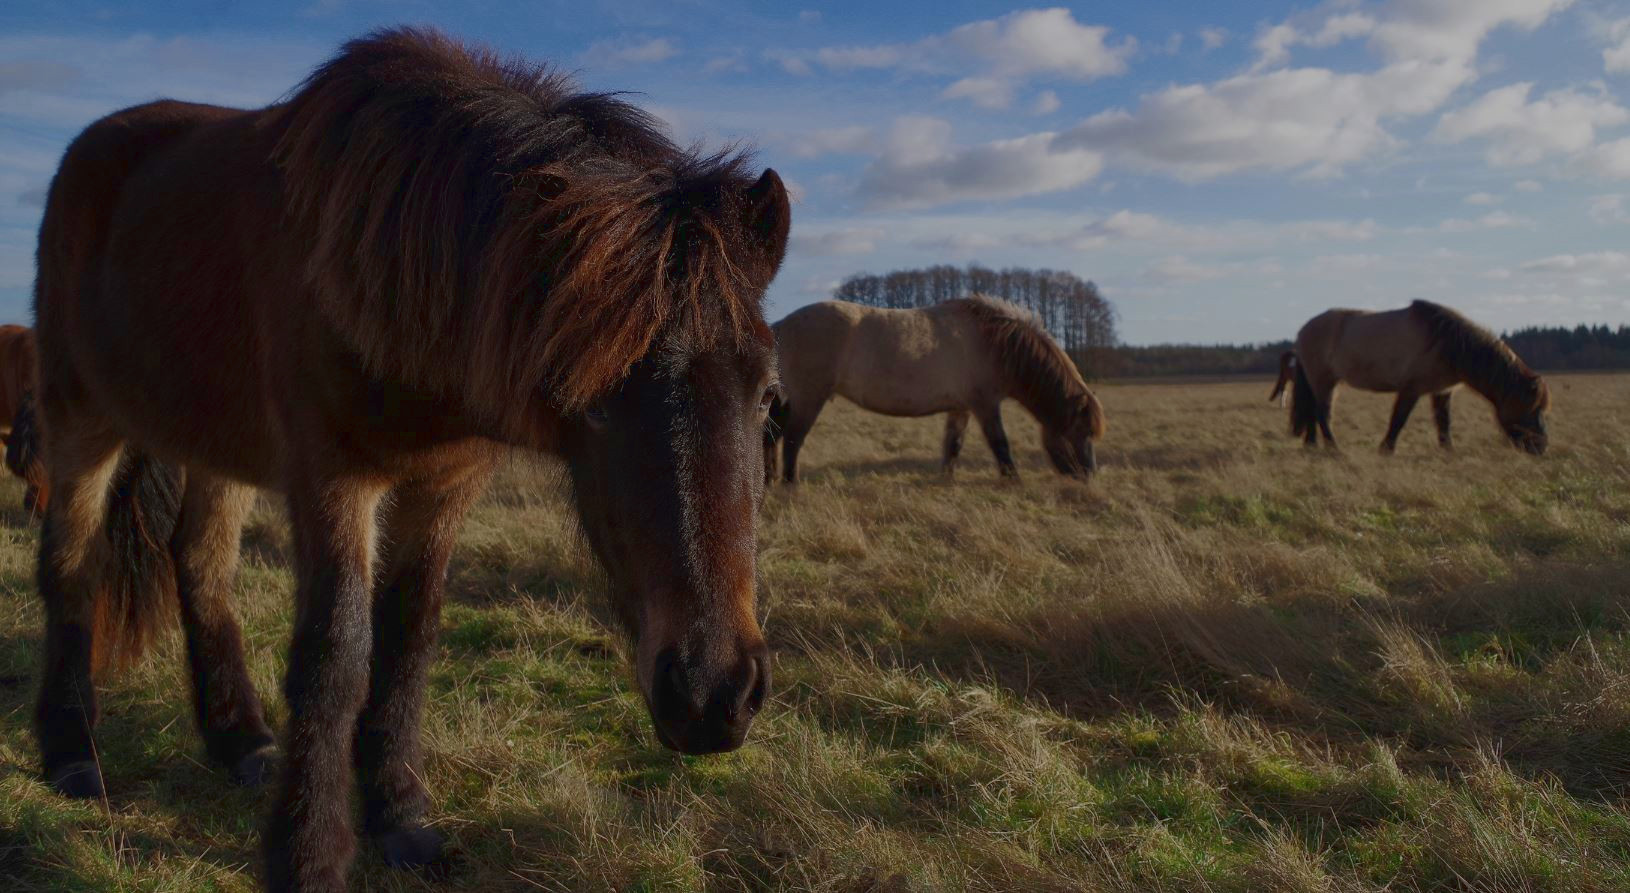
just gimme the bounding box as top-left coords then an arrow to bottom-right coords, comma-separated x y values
228,742 -> 282,787
47,759 -> 105,799
374,825 -> 453,873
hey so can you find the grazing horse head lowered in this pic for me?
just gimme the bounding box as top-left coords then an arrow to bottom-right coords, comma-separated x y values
30,26 -> 790,890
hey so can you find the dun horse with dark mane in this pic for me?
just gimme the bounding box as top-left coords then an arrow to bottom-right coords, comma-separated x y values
32,29 -> 789,892
766,296 -> 1105,482
1269,300 -> 1549,454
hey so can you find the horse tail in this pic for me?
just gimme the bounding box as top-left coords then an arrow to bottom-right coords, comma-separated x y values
1288,356 -> 1318,439
1082,389 -> 1107,439
58,450 -> 185,673
1268,351 -> 1296,404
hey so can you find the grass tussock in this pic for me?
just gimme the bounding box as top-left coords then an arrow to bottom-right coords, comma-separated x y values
1,374 -> 1629,891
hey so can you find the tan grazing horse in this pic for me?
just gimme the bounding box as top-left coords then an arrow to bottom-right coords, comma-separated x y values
767,296 -> 1105,482
1269,299 -> 1549,454
32,28 -> 788,892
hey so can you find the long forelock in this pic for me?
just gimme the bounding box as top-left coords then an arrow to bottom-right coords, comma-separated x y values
270,26 -> 770,429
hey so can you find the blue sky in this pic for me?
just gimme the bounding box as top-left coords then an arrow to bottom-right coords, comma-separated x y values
3,1 -> 1629,344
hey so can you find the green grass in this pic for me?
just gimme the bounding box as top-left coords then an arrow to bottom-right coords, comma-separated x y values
1,373 -> 1629,891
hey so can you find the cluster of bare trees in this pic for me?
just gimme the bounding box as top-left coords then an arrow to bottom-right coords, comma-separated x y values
831,264 -> 1118,376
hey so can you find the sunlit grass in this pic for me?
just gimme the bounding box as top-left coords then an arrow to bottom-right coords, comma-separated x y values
0,373 -> 1627,891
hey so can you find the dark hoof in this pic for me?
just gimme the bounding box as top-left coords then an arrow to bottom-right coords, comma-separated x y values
376,825 -> 452,873
229,744 -> 281,787
48,761 -> 105,799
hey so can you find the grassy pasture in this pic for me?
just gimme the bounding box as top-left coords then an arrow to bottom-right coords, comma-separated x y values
1,373 -> 1628,892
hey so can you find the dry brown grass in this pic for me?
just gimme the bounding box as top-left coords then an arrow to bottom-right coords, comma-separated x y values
1,373 -> 1628,891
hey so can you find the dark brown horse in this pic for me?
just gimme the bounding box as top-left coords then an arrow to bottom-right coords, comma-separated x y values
32,28 -> 788,893
1270,300 -> 1550,454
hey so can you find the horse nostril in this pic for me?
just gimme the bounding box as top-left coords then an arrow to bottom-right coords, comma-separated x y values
734,651 -> 770,720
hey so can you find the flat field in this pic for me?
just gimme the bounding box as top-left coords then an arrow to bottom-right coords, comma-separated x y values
1,374 -> 1628,892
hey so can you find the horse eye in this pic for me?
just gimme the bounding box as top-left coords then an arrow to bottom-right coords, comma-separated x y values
759,385 -> 779,413
584,404 -> 609,427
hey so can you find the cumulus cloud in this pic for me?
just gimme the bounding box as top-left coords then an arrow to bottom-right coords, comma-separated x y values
1576,136 -> 1630,178
1518,251 -> 1630,276
1602,17 -> 1630,72
1031,90 -> 1061,115
942,77 -> 1012,110
790,227 -> 884,257
1432,82 -> 1628,165
1059,1 -> 1573,180
797,8 -> 1132,110
856,116 -> 1103,209
1199,27 -> 1229,51
1514,179 -> 1543,191
581,37 -> 678,68
1464,191 -> 1501,205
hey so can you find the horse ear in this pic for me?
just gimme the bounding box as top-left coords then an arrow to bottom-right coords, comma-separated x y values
742,168 -> 791,270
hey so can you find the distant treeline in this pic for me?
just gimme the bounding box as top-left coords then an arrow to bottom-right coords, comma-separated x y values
1109,324 -> 1630,378
832,264 -> 1119,375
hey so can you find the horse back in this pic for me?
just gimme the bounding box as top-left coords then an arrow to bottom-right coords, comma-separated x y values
1296,307 -> 1454,393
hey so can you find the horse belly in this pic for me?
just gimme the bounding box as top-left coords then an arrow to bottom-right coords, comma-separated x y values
836,354 -> 964,416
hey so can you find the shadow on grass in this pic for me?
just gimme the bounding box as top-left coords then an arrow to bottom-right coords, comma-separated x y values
801,555 -> 1630,803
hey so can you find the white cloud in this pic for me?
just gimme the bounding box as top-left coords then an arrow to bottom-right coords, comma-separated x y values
1432,82 -> 1628,165
1199,27 -> 1229,51
942,77 -> 1013,110
801,8 -> 1133,109
856,116 -> 1103,209
1463,191 -> 1501,205
1514,179 -> 1543,191
581,37 -> 678,68
1437,210 -> 1532,231
1518,250 -> 1630,277
1602,17 -> 1630,72
1031,90 -> 1061,115
790,227 -> 884,257
1589,194 -> 1630,223
1060,1 -> 1572,180
1576,136 -> 1630,178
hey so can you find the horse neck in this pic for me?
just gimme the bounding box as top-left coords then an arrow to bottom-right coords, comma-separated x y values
1004,368 -> 1080,433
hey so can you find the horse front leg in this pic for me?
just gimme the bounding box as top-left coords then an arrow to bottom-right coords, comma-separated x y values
264,475 -> 385,893
1379,392 -> 1420,455
357,463 -> 491,870
974,404 -> 1018,478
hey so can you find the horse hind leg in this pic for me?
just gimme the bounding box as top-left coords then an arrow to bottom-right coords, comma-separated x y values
33,413 -> 122,798
941,410 -> 970,477
1379,392 -> 1420,455
779,394 -> 825,484
172,472 -> 277,785
1432,392 -> 1453,449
